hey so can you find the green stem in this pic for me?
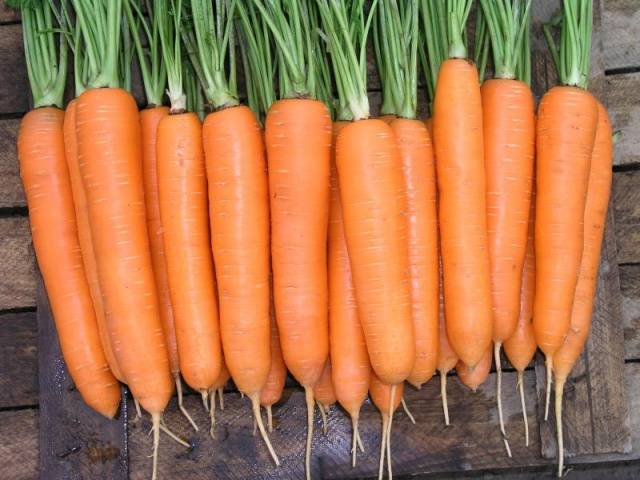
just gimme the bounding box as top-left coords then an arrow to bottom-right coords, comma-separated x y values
158,0 -> 185,112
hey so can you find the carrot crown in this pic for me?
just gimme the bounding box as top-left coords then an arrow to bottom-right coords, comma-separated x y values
317,0 -> 378,121
9,0 -> 67,108
186,0 -> 239,110
71,0 -> 124,89
124,0 -> 167,107
443,0 -> 473,60
480,0 -> 532,81
184,56 -> 205,120
156,0 -> 187,112
373,0 -> 419,119
515,8 -> 532,86
543,0 -> 593,89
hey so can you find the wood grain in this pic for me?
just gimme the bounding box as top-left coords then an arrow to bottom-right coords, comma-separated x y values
0,24 -> 29,114
607,73 -> 640,167
37,279 -> 128,480
0,1 -> 20,24
0,217 -> 36,309
612,170 -> 640,264
0,118 -> 24,208
0,312 -> 37,408
620,264 -> 640,361
602,0 -> 640,71
0,409 -> 38,480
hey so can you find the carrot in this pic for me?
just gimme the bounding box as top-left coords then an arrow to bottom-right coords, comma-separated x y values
535,5 -> 599,430
15,1 -> 121,418
436,255 -> 458,426
479,0 -> 534,457
552,99 -> 612,477
328,122 -> 371,466
72,2 -> 174,476
254,2 -> 333,476
369,374 -> 403,480
376,0 -> 439,391
313,359 -> 336,435
503,195 -> 537,447
455,347 -> 493,393
431,0 -> 493,369
260,295 -> 287,433
64,99 -> 124,384
319,0 -> 414,390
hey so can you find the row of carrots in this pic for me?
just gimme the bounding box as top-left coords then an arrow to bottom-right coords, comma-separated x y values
13,0 -> 612,479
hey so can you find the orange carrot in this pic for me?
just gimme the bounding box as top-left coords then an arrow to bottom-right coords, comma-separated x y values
553,100 -> 612,477
370,375 -> 403,480
436,255 -> 458,426
260,295 -> 287,433
313,359 -> 336,435
328,122 -> 371,466
64,99 -> 124,383
456,347 -> 492,393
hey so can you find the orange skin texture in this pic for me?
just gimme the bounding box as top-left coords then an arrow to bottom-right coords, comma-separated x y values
553,101 -> 612,382
391,118 -> 439,388
456,347 -> 492,392
504,197 -> 537,373
329,121 -> 371,417
336,119 -> 415,385
369,374 -> 403,415
433,59 -> 493,368
140,106 -> 180,376
533,86 -> 599,358
19,107 -> 121,418
314,359 -> 337,408
260,302 -> 287,407
436,255 -> 458,374
156,112 -> 222,392
76,88 -> 173,414
266,98 -> 332,388
378,114 -> 396,124
482,79 -> 535,344
204,105 -> 271,396
213,359 -> 231,391
64,100 -> 124,383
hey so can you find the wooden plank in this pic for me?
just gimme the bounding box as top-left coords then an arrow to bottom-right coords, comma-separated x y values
37,278 -> 128,480
0,24 -> 29,114
0,217 -> 36,310
130,370 -> 545,480
602,0 -> 640,71
612,170 -> 640,264
0,312 -> 37,408
0,1 -> 20,24
620,264 -> 640,361
607,72 -> 640,166
0,408 -> 38,480
0,119 -> 24,208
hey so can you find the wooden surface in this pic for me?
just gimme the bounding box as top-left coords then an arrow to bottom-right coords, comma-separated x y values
0,119 -> 23,208
37,279 -> 129,480
620,264 -> 640,360
607,73 -> 640,167
0,311 -> 37,408
613,170 -> 640,264
0,217 -> 36,310
602,0 -> 640,71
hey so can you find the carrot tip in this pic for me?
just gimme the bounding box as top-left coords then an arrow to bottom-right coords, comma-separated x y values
251,394 -> 280,466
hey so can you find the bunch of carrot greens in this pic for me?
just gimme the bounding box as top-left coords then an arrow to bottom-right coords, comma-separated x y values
11,0 -> 612,479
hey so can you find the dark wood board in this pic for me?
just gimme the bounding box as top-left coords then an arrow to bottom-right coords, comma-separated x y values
607,73 -> 640,167
0,24 -> 28,114
620,264 -> 640,361
0,118 -> 24,208
613,170 -> 640,264
602,0 -> 640,71
0,217 -> 37,310
37,278 -> 128,480
0,311 -> 37,408
0,408 -> 38,480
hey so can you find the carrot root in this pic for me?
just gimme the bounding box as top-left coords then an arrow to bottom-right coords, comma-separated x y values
556,378 -> 566,478
351,415 -> 361,467
151,413 -> 161,480
378,413 -> 388,480
517,371 -> 530,447
304,386 -> 315,480
251,394 -> 280,466
545,356 -> 553,421
134,398 -> 142,419
387,385 -> 396,480
175,376 -> 198,432
401,397 -> 416,425
267,405 -> 273,433
440,372 -> 450,426
356,427 -> 364,452
218,388 -> 225,410
159,421 -> 190,448
201,390 -> 209,413
317,401 -> 328,435
495,343 -> 512,457
209,388 -> 217,439
253,415 -> 258,436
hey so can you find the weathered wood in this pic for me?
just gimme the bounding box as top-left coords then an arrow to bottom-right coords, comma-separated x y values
0,119 -> 24,208
0,408 -> 38,480
0,24 -> 29,114
37,278 -> 128,480
620,264 -> 640,361
607,72 -> 640,167
0,1 -> 20,24
130,370 -> 544,480
602,0 -> 640,71
0,312 -> 37,408
0,217 -> 36,310
612,169 -> 640,264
